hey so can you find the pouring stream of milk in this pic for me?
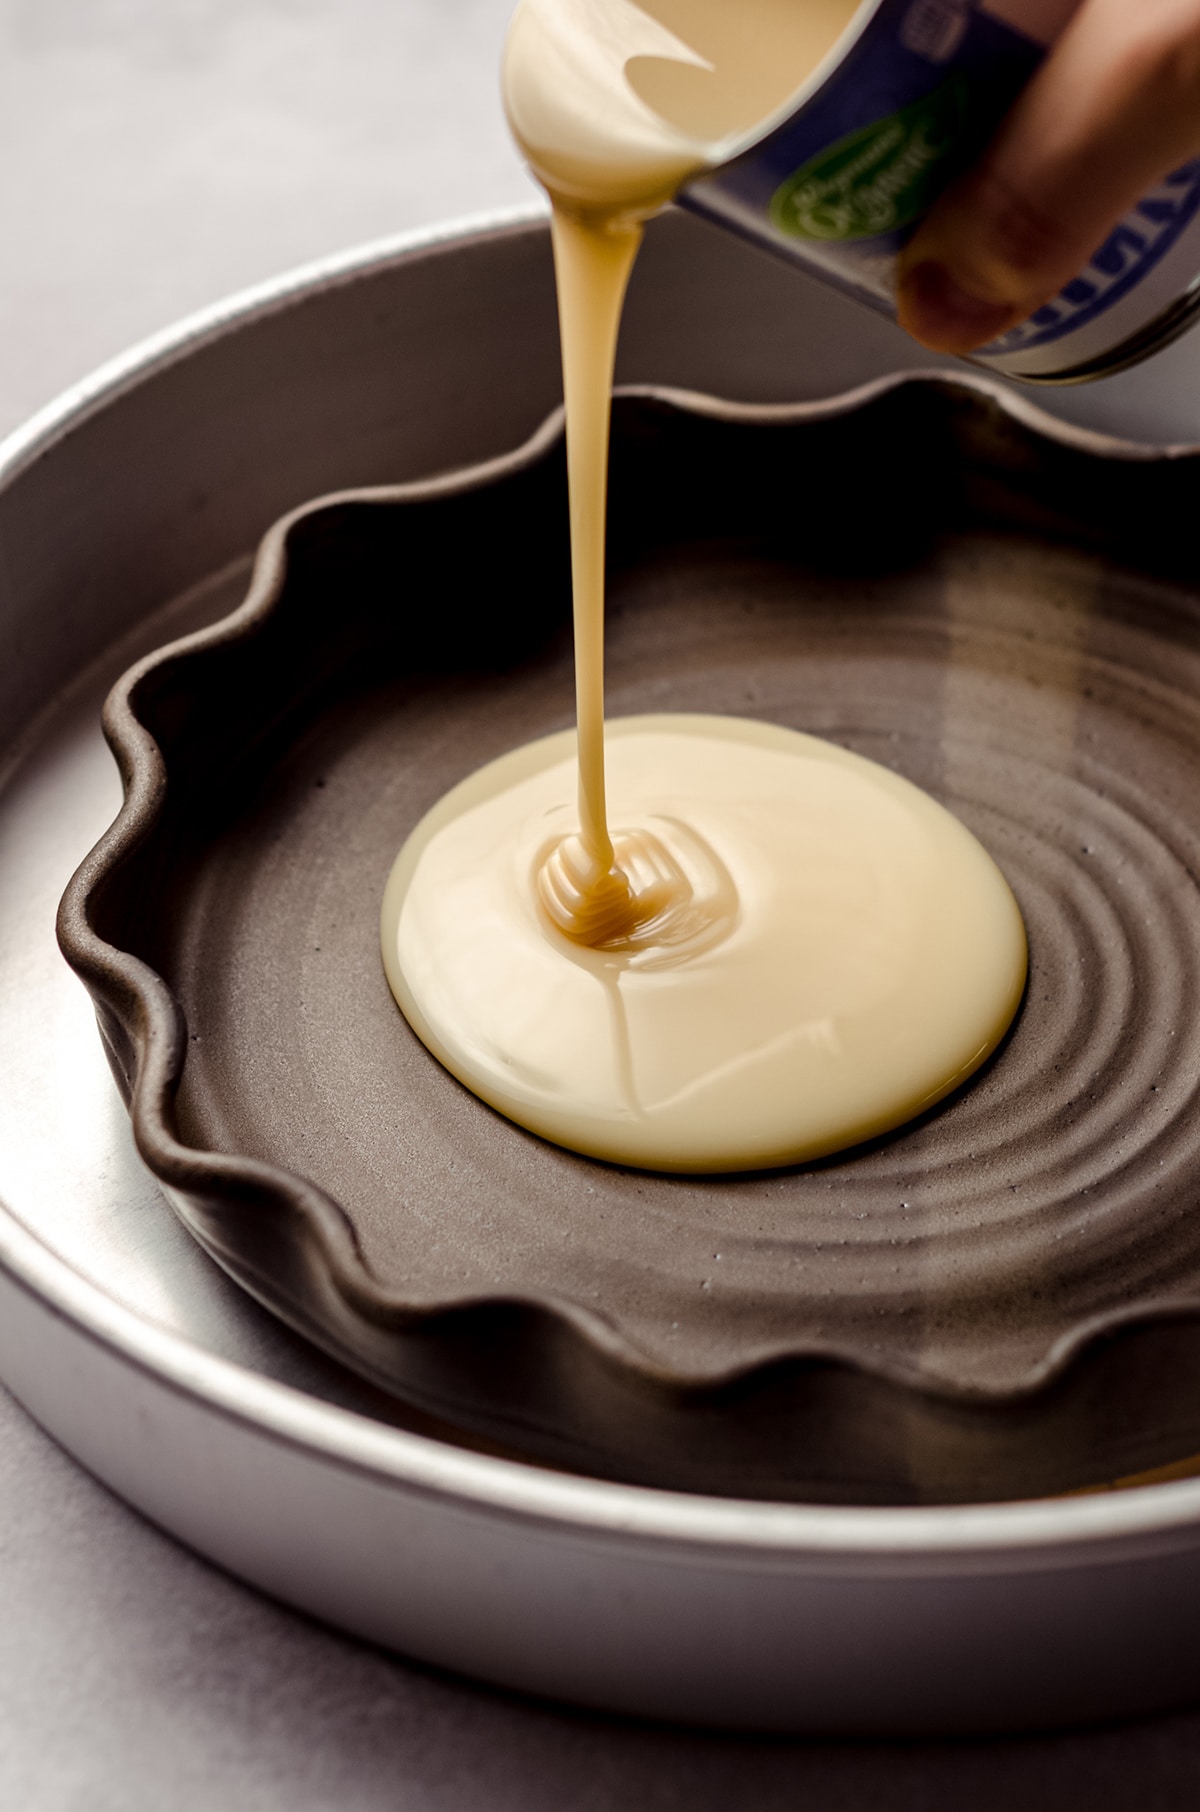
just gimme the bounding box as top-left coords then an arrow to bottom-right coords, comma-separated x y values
508,0 -> 864,943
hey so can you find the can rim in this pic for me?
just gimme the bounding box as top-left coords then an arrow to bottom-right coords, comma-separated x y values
1011,275 -> 1200,386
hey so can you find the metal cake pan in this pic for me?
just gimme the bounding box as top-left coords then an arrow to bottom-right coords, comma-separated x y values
7,205 -> 1200,1730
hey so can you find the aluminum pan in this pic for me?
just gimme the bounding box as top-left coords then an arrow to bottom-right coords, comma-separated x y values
6,206 -> 1200,1730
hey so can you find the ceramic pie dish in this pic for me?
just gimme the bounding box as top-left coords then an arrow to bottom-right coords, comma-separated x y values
56,370 -> 1200,1506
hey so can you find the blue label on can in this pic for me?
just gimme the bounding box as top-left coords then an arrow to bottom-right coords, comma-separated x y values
681,0 -> 1200,377
689,0 -> 1041,268
768,72 -> 971,243
980,159 -> 1200,354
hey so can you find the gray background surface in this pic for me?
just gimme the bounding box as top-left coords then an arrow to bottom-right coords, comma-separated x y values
5,2 -> 1200,1804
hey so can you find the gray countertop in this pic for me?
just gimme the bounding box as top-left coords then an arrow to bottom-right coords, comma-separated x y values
4,3 -> 1200,1803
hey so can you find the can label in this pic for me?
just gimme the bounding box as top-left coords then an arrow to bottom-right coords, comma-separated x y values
681,0 -> 1200,381
985,162 -> 1200,360
769,74 -> 971,245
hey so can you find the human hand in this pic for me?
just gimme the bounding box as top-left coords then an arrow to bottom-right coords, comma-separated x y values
896,0 -> 1200,353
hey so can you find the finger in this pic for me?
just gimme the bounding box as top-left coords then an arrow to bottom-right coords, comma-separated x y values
896,0 -> 1200,354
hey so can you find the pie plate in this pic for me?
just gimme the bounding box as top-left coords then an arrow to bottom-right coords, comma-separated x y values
59,370 -> 1200,1505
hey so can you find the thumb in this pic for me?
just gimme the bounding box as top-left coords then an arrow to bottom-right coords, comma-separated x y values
896,0 -> 1200,354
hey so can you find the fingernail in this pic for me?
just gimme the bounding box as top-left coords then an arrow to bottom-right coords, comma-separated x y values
899,261 -> 1014,353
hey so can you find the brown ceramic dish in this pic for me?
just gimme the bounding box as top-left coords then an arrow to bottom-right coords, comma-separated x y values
58,377 -> 1200,1504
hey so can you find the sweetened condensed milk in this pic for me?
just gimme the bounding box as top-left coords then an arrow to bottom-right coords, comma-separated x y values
380,0 -> 1027,1173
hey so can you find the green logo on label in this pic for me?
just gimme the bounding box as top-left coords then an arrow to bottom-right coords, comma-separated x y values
770,78 -> 968,242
